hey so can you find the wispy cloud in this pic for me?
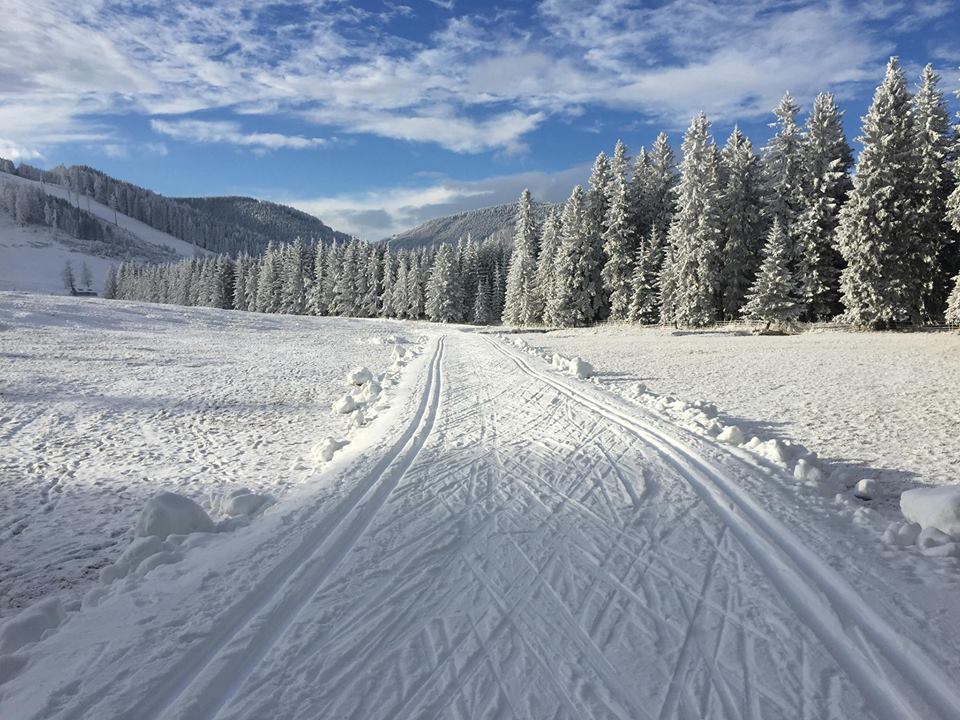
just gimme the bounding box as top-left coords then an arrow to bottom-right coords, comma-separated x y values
0,0 -> 953,158
150,119 -> 329,151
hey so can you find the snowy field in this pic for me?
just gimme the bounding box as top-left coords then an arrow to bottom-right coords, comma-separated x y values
0,291 -> 431,617
2,294 -> 960,719
515,325 -> 960,494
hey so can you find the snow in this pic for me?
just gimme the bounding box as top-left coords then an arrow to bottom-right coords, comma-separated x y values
855,478 -> 879,500
901,486 -> 960,537
0,173 -> 206,295
346,366 -> 373,386
0,598 -> 65,655
2,299 -> 960,719
135,492 -> 215,540
516,325 -> 960,496
0,290 -> 433,618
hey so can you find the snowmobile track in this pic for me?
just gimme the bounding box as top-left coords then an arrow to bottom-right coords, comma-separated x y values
486,335 -> 960,720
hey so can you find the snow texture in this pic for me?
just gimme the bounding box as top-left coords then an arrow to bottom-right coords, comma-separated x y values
901,486 -> 960,537
135,492 -> 215,540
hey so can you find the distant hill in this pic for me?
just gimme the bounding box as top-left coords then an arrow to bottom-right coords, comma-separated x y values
384,201 -> 555,250
1,160 -> 349,257
177,196 -> 350,247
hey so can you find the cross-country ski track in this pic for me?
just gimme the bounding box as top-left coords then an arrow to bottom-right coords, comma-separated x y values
5,330 -> 960,720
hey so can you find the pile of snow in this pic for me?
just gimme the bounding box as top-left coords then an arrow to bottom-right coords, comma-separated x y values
346,366 -> 373,386
222,489 -> 272,517
310,437 -> 348,464
900,486 -> 960,537
134,492 -> 214,540
99,536 -> 181,585
854,478 -> 878,501
0,597 -> 65,656
500,337 -> 594,380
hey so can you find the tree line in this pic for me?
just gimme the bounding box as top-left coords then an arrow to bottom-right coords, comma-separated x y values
108,57 -> 960,328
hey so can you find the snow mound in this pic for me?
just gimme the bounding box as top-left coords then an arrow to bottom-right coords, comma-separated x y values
900,486 -> 960,537
346,366 -> 373,386
134,492 -> 215,540
223,491 -> 272,517
0,598 -> 65,655
855,478 -> 878,500
717,425 -> 745,445
882,521 -> 922,547
332,393 -> 359,414
311,436 -> 348,464
567,356 -> 593,379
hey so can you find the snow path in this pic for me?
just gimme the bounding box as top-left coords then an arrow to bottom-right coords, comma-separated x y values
3,331 -> 959,719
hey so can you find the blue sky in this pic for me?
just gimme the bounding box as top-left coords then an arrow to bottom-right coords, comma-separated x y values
1,0 -> 958,238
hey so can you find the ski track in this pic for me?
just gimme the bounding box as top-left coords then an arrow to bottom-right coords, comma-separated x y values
6,330 -> 959,720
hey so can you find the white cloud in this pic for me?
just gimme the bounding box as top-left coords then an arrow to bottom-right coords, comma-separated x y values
285,163 -> 590,239
150,119 -> 328,151
0,138 -> 43,161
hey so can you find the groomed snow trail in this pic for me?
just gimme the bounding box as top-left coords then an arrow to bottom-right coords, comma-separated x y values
5,331 -> 959,720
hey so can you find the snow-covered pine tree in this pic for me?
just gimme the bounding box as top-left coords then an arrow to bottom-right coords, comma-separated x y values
232,255 -> 248,311
742,218 -> 801,328
661,113 -> 725,326
502,189 -> 542,325
607,140 -> 629,206
535,209 -> 561,317
244,256 -> 259,313
490,260 -> 505,321
601,170 -> 635,321
763,93 -> 806,260
546,185 -> 596,327
795,92 -> 854,321
379,247 -> 396,318
913,64 -> 955,320
306,243 -> 326,315
627,225 -> 663,324
61,261 -> 75,293
425,244 -> 463,323
718,127 -> 765,320
647,133 -> 679,240
946,273 -> 960,324
472,277 -> 493,325
255,243 -> 281,313
352,242 -> 370,317
321,240 -> 341,313
585,153 -> 611,320
332,239 -> 358,316
392,255 -> 409,319
838,57 -> 923,327
361,244 -> 382,317
406,251 -> 426,319
459,237 -> 480,322
280,238 -> 307,314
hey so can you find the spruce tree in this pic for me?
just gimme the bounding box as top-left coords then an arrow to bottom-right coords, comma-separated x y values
627,225 -> 663,324
307,243 -> 326,315
546,185 -> 595,326
647,133 -> 679,240
406,252 -> 426,319
913,64 -> 955,320
601,170 -> 636,321
280,238 -> 307,314
502,189 -> 542,325
661,113 -> 724,326
742,219 -> 802,328
946,274 -> 960,324
379,247 -> 395,318
392,255 -> 409,318
103,265 -> 118,299
585,153 -> 611,320
837,57 -> 923,327
607,139 -> 630,206
795,92 -> 854,320
472,277 -> 493,325
535,209 -> 561,316
425,244 -> 463,323
718,127 -> 765,319
361,245 -> 382,317
763,93 -> 806,264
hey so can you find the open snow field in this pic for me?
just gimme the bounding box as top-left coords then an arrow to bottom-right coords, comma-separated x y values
0,291 -> 429,617
516,325 -> 960,494
2,294 -> 960,719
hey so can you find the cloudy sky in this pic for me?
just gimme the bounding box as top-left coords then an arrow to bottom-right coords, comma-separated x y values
2,0 -> 958,238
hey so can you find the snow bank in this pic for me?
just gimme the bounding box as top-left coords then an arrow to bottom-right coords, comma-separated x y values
332,393 -> 359,414
567,356 -> 593,379
901,486 -> 960,537
223,491 -> 272,517
346,366 -> 373,386
134,492 -> 214,540
0,598 -> 65,655
311,437 -> 348,464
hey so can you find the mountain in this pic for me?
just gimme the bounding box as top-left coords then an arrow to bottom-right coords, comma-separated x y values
0,170 -> 207,295
1,161 -> 348,257
384,201 -> 555,250
176,196 -> 350,247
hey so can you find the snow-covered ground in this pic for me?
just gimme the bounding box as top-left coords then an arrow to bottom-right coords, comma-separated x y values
515,325 -> 960,494
0,291 -> 432,617
0,172 -> 206,295
2,295 -> 960,719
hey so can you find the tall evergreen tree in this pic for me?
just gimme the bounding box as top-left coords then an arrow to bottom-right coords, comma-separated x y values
913,64 -> 955,320
627,225 -> 663,324
280,238 -> 307,314
585,152 -> 611,319
307,243 -> 327,315
425,244 -> 463,323
837,57 -> 923,327
946,273 -> 960,324
718,127 -> 765,319
795,92 -> 854,320
661,113 -> 725,326
763,93 -> 806,260
647,133 -> 679,240
535,209 -> 561,318
601,170 -> 636,321
472,277 -> 493,325
502,189 -> 542,325
742,218 -> 802,328
546,185 -> 595,326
